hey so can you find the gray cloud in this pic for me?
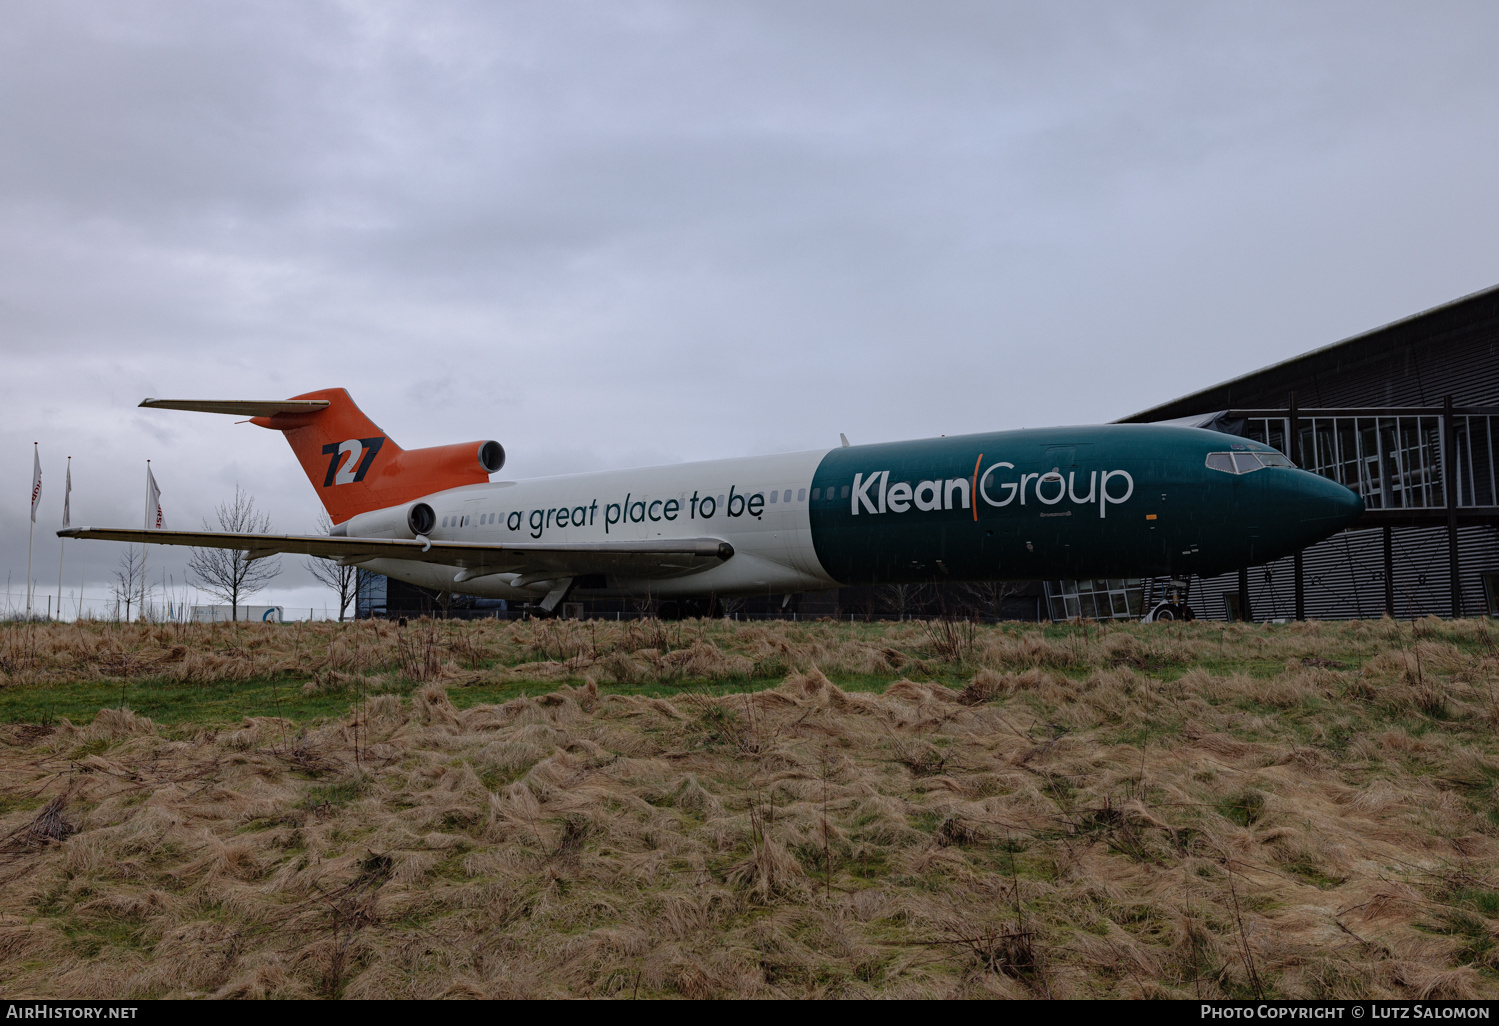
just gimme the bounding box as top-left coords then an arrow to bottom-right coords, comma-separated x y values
3,1 -> 1499,612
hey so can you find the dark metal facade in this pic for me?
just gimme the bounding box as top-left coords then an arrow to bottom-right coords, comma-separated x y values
1182,524 -> 1499,622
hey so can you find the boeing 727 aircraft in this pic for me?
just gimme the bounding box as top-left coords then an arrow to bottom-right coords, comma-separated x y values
60,388 -> 1364,617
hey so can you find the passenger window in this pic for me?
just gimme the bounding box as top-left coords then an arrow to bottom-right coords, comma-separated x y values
1232,452 -> 1264,474
796,489 -> 804,501
1205,453 -> 1235,474
841,485 -> 850,499
769,490 -> 778,503
812,487 -> 821,500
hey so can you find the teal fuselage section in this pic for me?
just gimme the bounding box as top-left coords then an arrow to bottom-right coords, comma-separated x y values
807,425 -> 1363,584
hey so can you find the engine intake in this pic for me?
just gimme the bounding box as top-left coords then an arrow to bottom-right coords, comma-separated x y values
478,440 -> 505,473
408,502 -> 436,535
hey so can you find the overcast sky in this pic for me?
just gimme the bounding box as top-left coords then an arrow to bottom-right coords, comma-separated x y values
4,1 -> 1499,616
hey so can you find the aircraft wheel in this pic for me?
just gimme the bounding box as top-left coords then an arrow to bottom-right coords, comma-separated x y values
1149,603 -> 1175,622
1181,605 -> 1196,622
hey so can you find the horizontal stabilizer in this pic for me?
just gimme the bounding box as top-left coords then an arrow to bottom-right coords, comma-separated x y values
58,528 -> 734,582
140,398 -> 331,417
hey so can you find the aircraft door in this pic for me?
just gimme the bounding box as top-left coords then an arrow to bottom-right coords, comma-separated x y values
1043,443 -> 1090,578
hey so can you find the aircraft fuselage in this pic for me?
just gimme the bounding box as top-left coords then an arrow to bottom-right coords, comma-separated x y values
352,424 -> 1363,603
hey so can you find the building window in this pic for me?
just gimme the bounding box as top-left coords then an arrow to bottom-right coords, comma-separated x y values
1223,592 -> 1247,621
355,569 -> 388,619
1484,575 -> 1499,615
1044,579 -> 1144,620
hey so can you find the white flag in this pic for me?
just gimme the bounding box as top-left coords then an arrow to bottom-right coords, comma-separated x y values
145,464 -> 163,530
62,458 -> 71,529
29,445 -> 41,524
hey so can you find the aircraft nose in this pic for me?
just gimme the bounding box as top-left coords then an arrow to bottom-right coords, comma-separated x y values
1299,471 -> 1364,528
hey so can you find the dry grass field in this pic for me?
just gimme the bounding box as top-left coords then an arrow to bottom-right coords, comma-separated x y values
4,615 -> 1499,998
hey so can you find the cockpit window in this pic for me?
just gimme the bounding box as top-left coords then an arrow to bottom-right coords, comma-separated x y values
1207,450 -> 1295,475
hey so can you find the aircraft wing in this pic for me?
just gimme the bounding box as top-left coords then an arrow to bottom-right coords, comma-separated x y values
57,527 -> 733,582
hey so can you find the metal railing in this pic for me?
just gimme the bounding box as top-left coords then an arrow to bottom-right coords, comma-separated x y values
1225,405 -> 1499,513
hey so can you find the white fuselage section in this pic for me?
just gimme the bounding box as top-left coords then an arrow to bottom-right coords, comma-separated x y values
355,449 -> 837,601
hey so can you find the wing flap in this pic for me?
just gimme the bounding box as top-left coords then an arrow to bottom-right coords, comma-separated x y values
59,527 -> 733,581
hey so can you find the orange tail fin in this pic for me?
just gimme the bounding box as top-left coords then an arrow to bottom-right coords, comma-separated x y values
250,388 -> 504,524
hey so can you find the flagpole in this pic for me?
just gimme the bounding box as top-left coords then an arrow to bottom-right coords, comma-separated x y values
26,443 -> 37,618
25,519 -> 34,618
56,456 -> 69,622
141,460 -> 149,622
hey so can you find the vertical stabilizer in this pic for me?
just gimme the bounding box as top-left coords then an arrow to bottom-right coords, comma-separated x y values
248,388 -> 502,523
141,389 -> 503,524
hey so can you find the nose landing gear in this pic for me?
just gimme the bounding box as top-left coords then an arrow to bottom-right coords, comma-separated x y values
1144,578 -> 1195,622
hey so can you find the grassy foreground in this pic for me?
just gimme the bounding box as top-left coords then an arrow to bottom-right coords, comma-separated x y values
2,616 -> 1499,998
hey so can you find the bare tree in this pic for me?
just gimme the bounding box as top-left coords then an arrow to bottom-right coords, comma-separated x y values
187,486 -> 282,621
110,545 -> 145,622
878,582 -> 929,619
959,580 -> 1018,621
305,511 -> 357,621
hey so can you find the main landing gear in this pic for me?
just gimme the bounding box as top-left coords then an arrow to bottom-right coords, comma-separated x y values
1144,578 -> 1195,622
